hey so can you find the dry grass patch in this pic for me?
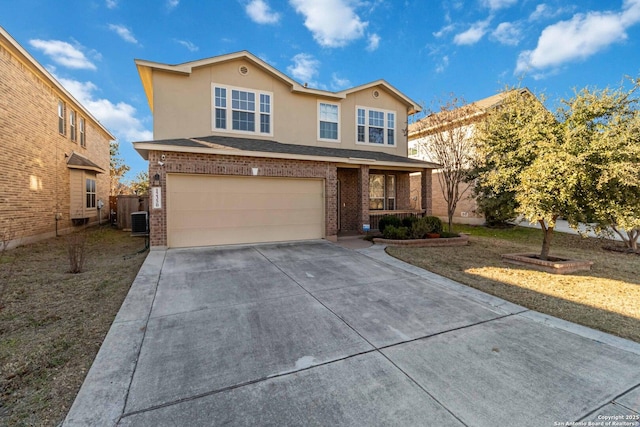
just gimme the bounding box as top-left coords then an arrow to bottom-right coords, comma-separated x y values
387,226 -> 640,343
0,226 -> 147,426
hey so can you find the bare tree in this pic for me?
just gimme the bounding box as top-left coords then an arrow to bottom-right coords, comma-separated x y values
412,95 -> 479,232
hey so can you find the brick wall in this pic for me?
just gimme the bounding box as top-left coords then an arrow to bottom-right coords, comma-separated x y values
0,42 -> 111,248
410,171 -> 481,223
148,151 -> 339,247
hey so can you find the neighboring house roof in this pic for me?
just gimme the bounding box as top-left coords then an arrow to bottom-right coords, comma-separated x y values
134,135 -> 440,169
134,50 -> 422,115
66,152 -> 106,173
408,88 -> 533,138
0,25 -> 115,141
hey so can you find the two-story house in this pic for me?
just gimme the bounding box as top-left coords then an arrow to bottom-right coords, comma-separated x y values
0,26 -> 113,249
133,51 -> 438,248
408,90 -> 532,225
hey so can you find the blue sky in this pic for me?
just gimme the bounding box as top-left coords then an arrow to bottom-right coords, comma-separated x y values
3,0 -> 640,179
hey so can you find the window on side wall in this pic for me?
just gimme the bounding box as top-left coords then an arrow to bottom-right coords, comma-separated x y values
212,84 -> 272,136
58,100 -> 66,135
79,117 -> 86,147
318,102 -> 339,141
69,110 -> 77,142
369,173 -> 396,210
356,106 -> 396,146
86,178 -> 96,209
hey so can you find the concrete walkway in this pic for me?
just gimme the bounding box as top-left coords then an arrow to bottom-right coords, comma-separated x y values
64,240 -> 640,426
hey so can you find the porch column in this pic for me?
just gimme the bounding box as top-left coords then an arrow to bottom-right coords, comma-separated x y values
358,165 -> 369,233
421,169 -> 433,215
325,164 -> 338,241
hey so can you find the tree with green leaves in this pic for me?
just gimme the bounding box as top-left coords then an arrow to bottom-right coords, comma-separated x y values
560,79 -> 640,250
473,88 -> 571,260
128,171 -> 150,195
110,141 -> 130,196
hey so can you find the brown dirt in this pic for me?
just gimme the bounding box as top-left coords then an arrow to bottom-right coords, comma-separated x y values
387,227 -> 640,343
0,226 -> 147,426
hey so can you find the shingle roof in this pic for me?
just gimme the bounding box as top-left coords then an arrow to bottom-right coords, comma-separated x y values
197,135 -> 436,165
66,152 -> 106,173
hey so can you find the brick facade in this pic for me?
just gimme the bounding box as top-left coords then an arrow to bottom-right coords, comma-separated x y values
148,151 -> 340,247
0,39 -> 111,248
410,171 -> 480,223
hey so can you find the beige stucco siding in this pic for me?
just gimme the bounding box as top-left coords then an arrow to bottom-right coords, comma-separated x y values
151,58 -> 409,157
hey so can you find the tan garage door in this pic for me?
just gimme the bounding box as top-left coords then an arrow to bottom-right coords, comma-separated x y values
167,174 -> 324,248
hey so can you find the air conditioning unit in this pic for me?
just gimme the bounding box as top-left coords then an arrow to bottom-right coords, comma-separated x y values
131,211 -> 149,236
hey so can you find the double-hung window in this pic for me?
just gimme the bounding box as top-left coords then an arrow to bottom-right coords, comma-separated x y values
58,100 -> 66,135
86,178 -> 96,209
79,117 -> 86,147
69,110 -> 77,142
356,106 -> 396,146
212,84 -> 272,136
369,174 -> 396,210
318,102 -> 339,141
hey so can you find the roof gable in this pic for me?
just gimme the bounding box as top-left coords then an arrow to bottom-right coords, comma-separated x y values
135,50 -> 421,114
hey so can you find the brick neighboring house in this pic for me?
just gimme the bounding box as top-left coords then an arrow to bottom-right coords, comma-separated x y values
0,26 -> 114,249
408,90 -> 532,225
132,51 -> 438,249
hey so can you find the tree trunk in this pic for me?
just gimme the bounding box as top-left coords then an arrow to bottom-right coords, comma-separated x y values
539,219 -> 555,261
629,229 -> 639,250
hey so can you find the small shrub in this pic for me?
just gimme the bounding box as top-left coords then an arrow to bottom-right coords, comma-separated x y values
382,225 -> 409,240
378,215 -> 402,233
410,218 -> 431,239
423,216 -> 443,234
66,232 -> 87,273
401,216 -> 420,228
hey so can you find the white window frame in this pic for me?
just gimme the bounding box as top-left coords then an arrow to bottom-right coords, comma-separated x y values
86,178 -> 96,209
69,109 -> 77,142
369,173 -> 397,210
355,106 -> 397,147
58,100 -> 66,135
317,101 -> 340,142
211,84 -> 273,136
79,117 -> 86,147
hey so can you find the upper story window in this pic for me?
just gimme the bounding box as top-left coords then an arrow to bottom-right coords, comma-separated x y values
212,84 -> 272,136
69,110 -> 77,142
79,117 -> 86,147
58,100 -> 66,135
356,106 -> 396,146
318,102 -> 339,142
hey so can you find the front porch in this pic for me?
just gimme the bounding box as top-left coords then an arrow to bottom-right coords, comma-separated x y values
336,166 -> 432,234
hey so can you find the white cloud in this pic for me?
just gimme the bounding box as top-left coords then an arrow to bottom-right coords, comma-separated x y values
108,24 -> 139,44
330,73 -> 351,90
433,23 -> 455,38
175,39 -> 199,52
453,19 -> 491,45
167,0 -> 179,8
57,76 -> 152,142
482,0 -> 517,11
29,39 -> 96,70
516,0 -> 640,73
289,0 -> 368,47
492,22 -> 521,45
287,53 -> 320,85
366,33 -> 380,51
435,55 -> 449,73
105,0 -> 117,9
246,0 -> 281,24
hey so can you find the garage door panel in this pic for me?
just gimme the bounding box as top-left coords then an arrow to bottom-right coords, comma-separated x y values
167,175 -> 325,248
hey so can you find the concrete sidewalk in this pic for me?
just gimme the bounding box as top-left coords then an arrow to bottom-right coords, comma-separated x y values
64,240 -> 640,426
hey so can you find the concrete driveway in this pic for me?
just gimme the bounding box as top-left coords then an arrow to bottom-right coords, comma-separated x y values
64,240 -> 640,426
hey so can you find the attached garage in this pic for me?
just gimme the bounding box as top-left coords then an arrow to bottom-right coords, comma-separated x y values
166,174 -> 325,248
